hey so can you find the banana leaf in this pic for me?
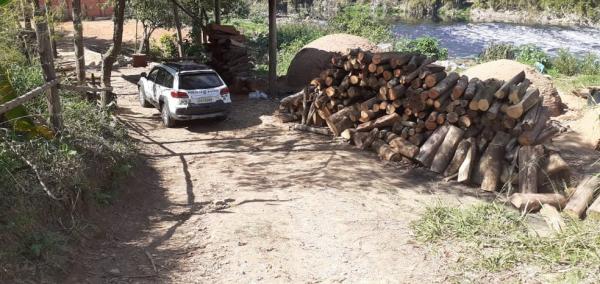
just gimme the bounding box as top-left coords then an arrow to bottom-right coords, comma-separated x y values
0,66 -> 53,138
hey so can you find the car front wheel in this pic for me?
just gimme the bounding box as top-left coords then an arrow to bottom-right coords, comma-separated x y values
161,102 -> 176,128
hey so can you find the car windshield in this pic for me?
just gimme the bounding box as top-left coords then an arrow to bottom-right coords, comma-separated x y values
179,72 -> 222,89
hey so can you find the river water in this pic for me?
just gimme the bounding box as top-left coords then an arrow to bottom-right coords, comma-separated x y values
392,21 -> 600,59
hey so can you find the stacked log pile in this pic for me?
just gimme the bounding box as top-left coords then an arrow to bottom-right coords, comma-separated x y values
205,24 -> 256,92
278,49 -> 600,216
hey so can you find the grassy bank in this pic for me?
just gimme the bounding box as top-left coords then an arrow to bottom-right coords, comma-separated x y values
412,202 -> 600,282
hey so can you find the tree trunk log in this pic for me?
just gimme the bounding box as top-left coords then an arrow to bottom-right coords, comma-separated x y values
480,131 -> 512,191
430,125 -> 465,173
444,138 -> 471,177
506,88 -> 540,119
564,175 -> 600,219
518,145 -> 544,193
509,193 -> 567,212
495,71 -> 525,99
457,137 -> 477,183
416,125 -> 449,167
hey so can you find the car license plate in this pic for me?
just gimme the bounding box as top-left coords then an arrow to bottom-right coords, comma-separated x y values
195,96 -> 216,103
191,90 -> 219,104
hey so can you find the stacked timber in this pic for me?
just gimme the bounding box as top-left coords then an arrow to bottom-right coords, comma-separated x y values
278,49 -> 596,215
205,24 -> 255,90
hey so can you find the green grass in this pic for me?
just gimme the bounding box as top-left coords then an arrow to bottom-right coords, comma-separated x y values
553,74 -> 600,94
412,203 -> 600,282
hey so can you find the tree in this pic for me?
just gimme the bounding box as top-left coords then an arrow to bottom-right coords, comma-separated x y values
172,1 -> 184,58
129,0 -> 174,54
71,0 -> 85,83
100,0 -> 126,108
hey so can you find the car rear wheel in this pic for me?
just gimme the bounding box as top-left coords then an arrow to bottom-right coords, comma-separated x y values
161,102 -> 176,128
139,86 -> 152,108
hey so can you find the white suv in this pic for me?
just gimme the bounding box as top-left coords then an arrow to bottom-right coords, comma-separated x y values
138,62 -> 232,127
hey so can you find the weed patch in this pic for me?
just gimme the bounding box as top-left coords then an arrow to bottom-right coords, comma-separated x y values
412,203 -> 600,282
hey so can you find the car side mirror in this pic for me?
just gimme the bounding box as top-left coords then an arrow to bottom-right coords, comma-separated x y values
141,72 -> 147,78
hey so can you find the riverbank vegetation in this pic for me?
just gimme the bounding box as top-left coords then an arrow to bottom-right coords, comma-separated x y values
412,202 -> 600,282
478,43 -> 600,93
227,4 -> 448,76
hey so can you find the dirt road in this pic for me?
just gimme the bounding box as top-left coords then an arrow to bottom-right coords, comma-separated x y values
60,65 -> 498,283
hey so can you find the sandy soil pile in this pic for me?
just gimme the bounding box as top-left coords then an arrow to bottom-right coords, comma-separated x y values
285,34 -> 378,89
462,59 -> 565,117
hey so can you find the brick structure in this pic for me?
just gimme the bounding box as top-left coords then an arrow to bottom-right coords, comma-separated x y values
41,0 -> 113,19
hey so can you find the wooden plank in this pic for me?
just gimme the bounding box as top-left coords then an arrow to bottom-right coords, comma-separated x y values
0,79 -> 59,116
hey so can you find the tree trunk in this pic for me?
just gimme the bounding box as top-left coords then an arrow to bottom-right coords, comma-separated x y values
100,0 -> 126,108
32,0 -> 62,131
71,0 -> 85,83
138,25 -> 154,55
172,2 -> 184,58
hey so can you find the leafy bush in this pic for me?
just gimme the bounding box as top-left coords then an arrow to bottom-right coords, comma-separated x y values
152,34 -> 178,59
395,37 -> 449,60
331,4 -> 392,44
579,53 -> 600,75
516,44 -> 550,66
478,43 -> 516,62
553,48 -> 579,76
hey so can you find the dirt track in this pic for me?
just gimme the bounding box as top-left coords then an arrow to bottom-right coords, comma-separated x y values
59,64 -> 503,283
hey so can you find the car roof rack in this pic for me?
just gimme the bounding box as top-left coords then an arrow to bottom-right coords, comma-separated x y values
163,62 -> 211,72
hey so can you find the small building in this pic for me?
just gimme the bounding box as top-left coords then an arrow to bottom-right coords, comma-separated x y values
41,0 -> 113,20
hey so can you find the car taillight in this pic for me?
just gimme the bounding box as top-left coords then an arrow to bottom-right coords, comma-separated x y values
220,87 -> 230,97
171,91 -> 188,98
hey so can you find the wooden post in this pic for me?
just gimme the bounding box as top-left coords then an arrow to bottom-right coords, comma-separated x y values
213,0 -> 221,24
268,0 -> 277,97
32,0 -> 62,132
21,0 -> 33,30
71,0 -> 85,83
172,1 -> 184,58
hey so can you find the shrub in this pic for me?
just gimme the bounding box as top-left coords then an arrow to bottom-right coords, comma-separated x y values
478,43 -> 516,62
331,4 -> 393,44
156,34 -> 178,59
516,44 -> 550,66
553,48 -> 579,76
579,53 -> 600,75
396,37 -> 449,60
